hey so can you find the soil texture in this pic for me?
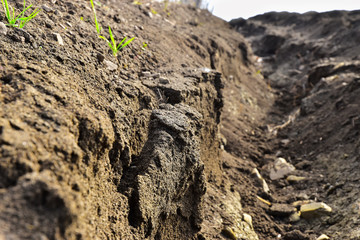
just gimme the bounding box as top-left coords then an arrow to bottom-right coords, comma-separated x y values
0,1 -> 359,239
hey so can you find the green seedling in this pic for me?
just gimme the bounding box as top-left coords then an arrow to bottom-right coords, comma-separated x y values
1,0 -> 40,28
163,0 -> 169,10
133,1 -> 142,5
163,0 -> 171,16
90,0 -> 101,34
150,8 -> 157,15
99,26 -> 135,56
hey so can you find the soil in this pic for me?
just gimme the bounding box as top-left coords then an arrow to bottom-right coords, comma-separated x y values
231,11 -> 360,240
0,1 -> 359,240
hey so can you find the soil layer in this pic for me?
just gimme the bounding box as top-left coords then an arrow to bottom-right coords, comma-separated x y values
1,1 -> 359,240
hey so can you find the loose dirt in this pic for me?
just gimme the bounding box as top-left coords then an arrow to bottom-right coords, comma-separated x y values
0,1 -> 359,239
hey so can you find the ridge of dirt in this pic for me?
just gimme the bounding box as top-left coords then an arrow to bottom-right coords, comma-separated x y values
0,1 -> 276,239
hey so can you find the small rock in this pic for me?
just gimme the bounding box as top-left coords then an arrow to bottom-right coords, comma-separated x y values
270,157 -> 295,180
316,234 -> 330,240
151,73 -> 160,78
59,23 -> 67,30
53,33 -> 64,45
289,211 -> 301,222
14,35 -> 25,43
96,53 -> 105,63
104,60 -> 118,71
200,67 -> 212,73
41,5 -> 54,12
159,77 -> 170,84
269,203 -> 296,217
243,213 -> 253,228
280,139 -> 290,146
300,202 -> 332,219
142,71 -> 151,77
286,175 -> 306,183
0,22 -> 7,35
146,11 -> 153,18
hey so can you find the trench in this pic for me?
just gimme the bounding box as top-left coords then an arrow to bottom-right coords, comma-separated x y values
225,11 -> 360,240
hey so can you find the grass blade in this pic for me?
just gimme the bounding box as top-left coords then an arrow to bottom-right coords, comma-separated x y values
90,0 -> 101,34
19,8 -> 40,28
117,37 -> 127,50
119,37 -> 135,50
1,0 -> 40,27
15,3 -> 32,21
2,0 -> 10,21
108,26 -> 116,48
98,35 -> 108,42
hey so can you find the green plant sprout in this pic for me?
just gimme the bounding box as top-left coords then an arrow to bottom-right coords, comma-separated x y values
89,0 -> 135,56
133,1 -> 142,5
163,0 -> 169,10
150,8 -> 157,15
99,26 -> 135,56
90,0 -> 101,34
163,0 -> 170,16
1,0 -> 40,28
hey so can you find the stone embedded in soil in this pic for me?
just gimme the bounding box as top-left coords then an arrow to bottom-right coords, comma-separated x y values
268,203 -> 296,217
159,77 -> 170,84
300,202 -> 332,219
41,5 -> 54,12
0,22 -> 7,35
269,157 -> 296,180
280,139 -> 290,146
289,211 -> 301,222
286,175 -> 306,183
142,71 -> 151,77
316,234 -> 330,240
104,60 -> 118,71
53,33 -> 64,45
146,11 -> 153,18
96,53 -> 105,63
243,213 -> 253,229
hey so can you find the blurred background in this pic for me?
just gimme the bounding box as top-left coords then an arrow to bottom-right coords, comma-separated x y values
172,0 -> 360,21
